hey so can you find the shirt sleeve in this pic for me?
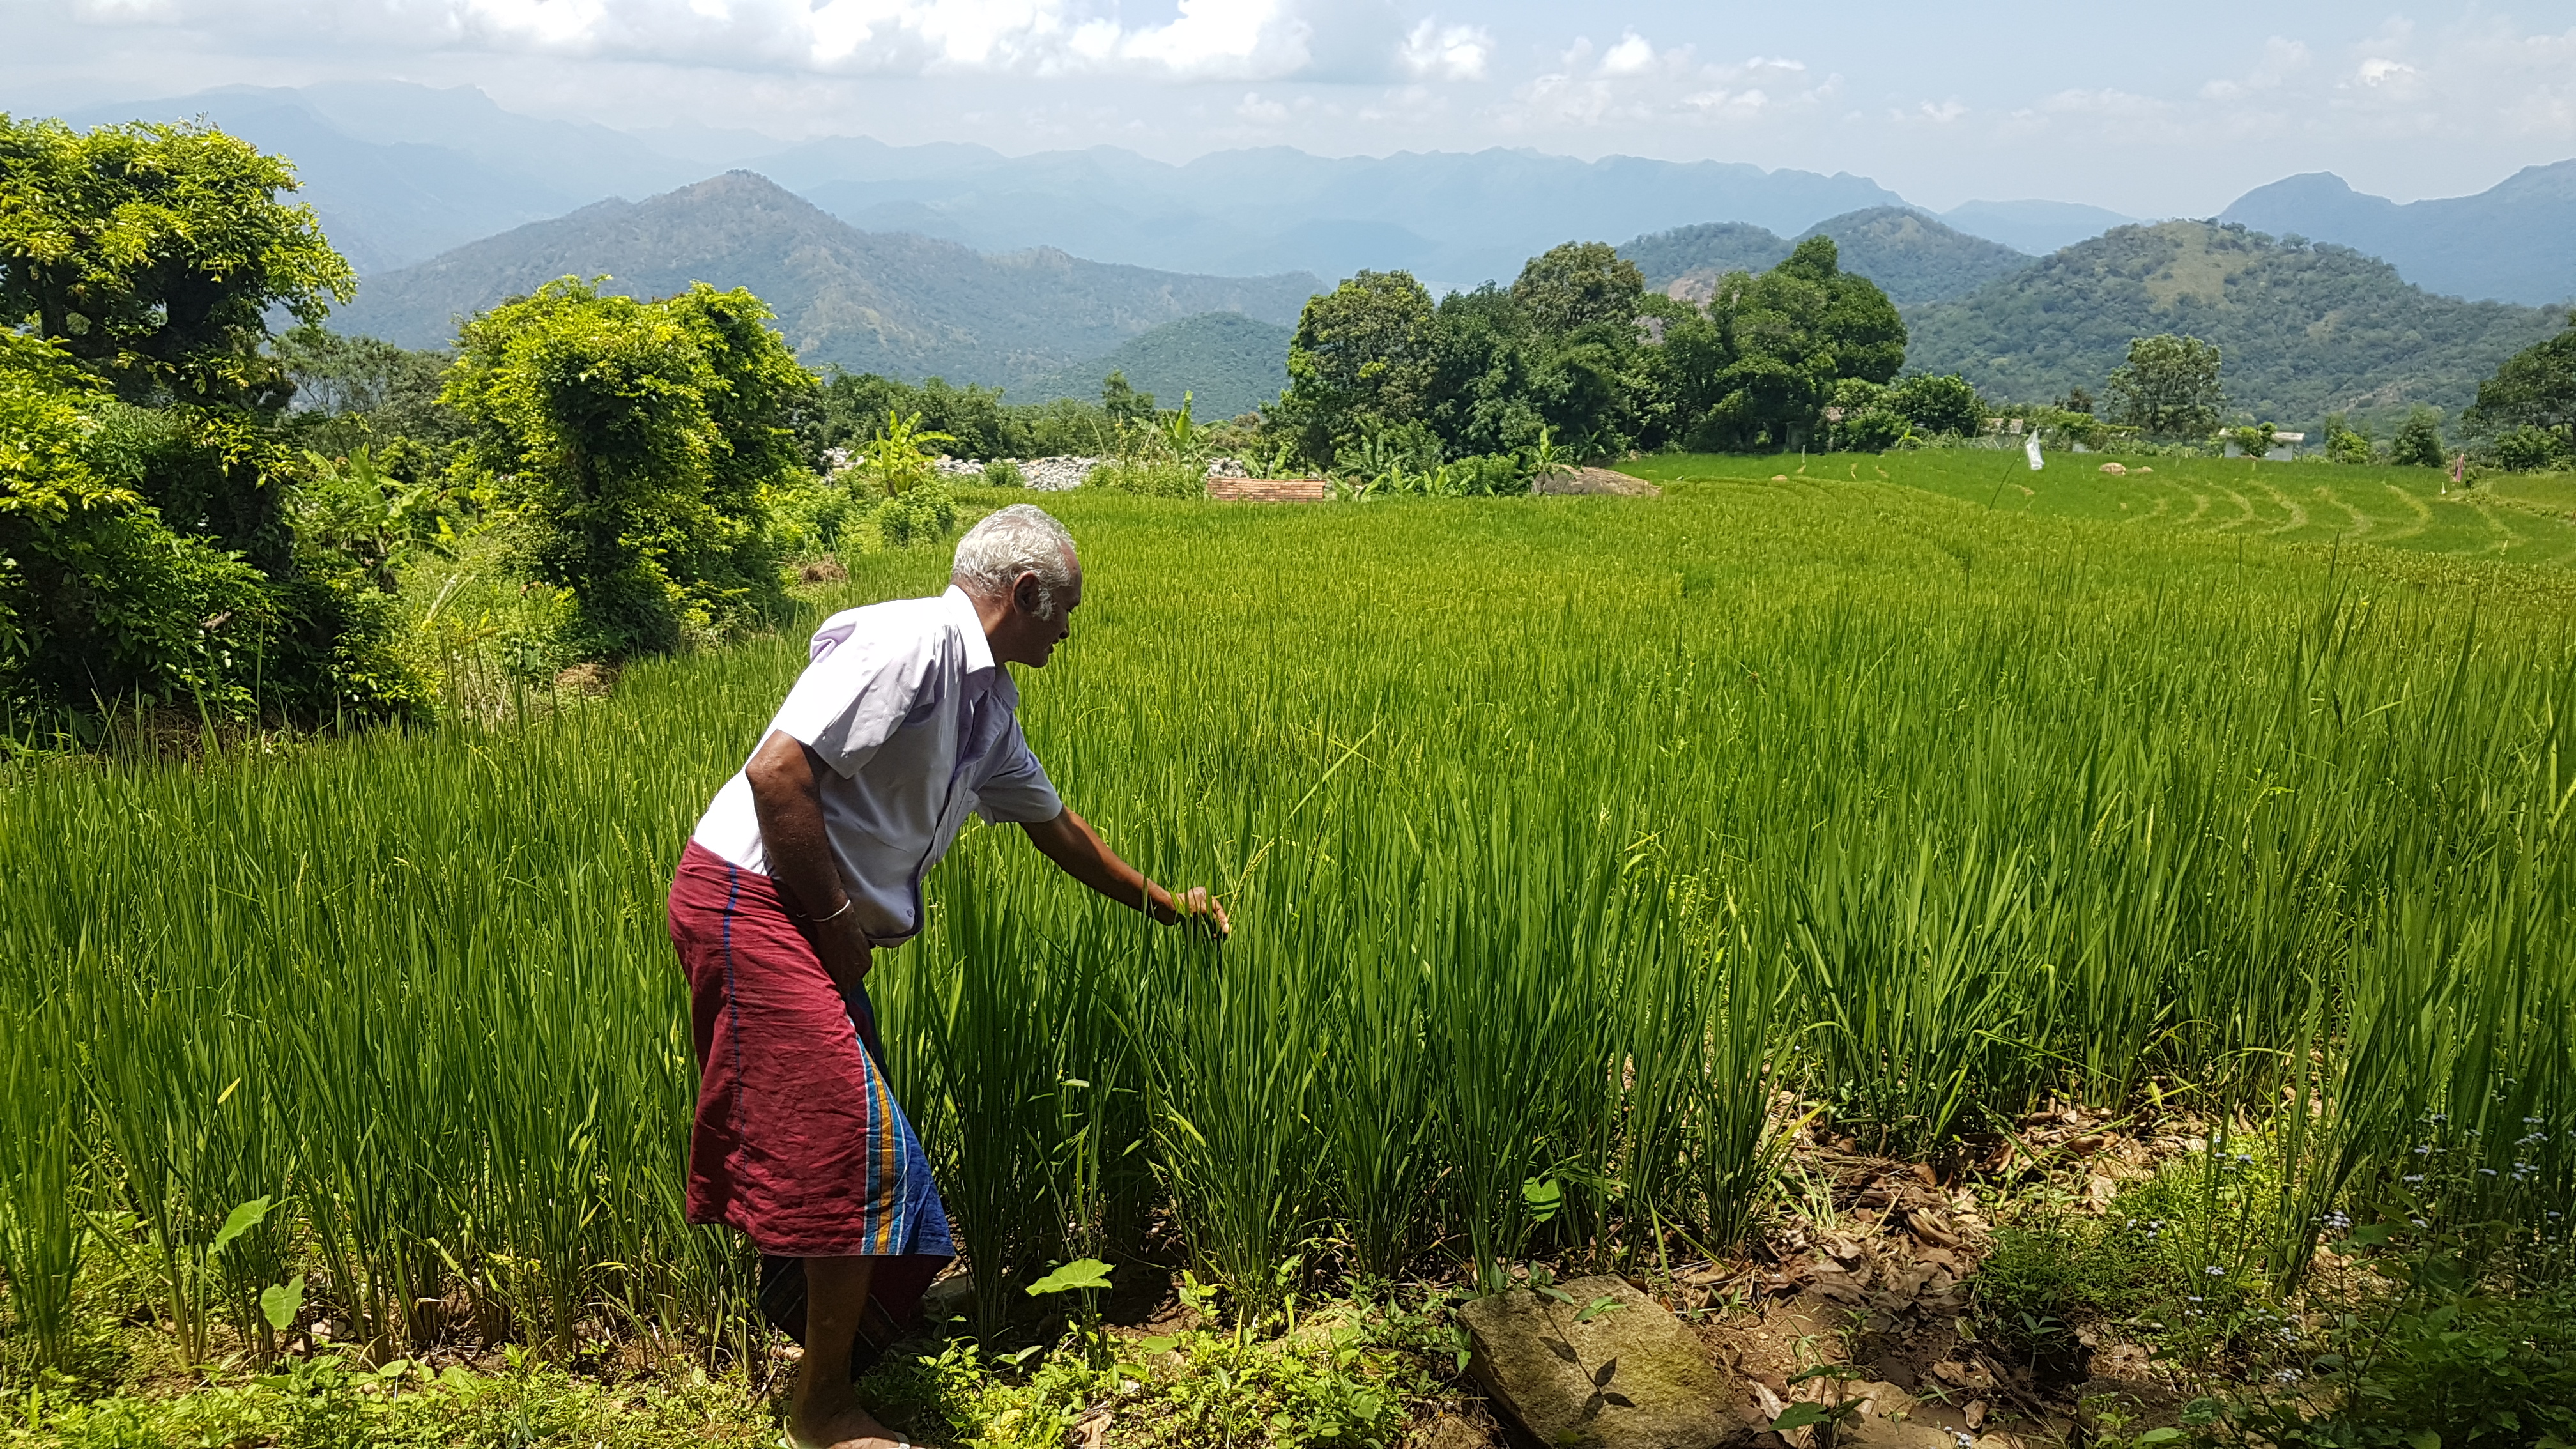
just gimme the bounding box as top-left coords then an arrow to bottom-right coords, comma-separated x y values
972,715 -> 1064,824
768,631 -> 928,779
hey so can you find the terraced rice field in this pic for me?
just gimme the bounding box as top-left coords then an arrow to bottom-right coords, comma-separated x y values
1622,451 -> 2576,568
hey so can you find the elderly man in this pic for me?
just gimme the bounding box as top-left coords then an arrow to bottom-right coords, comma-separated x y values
667,505 -> 1224,1449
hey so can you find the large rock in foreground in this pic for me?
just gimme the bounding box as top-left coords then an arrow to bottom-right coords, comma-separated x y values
1459,1275 -> 1751,1449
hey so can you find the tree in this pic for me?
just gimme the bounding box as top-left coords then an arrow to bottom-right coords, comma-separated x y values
1,116 -> 425,724
1510,242 -> 1645,335
1684,236 -> 1906,451
1100,370 -> 1158,428
2321,412 -> 2373,464
2464,310 -> 2575,457
1890,374 -> 1985,437
0,332 -> 273,714
2105,335 -> 2225,439
443,278 -> 801,661
2388,406 -> 2448,469
1275,270 -> 1435,466
0,117 -> 353,408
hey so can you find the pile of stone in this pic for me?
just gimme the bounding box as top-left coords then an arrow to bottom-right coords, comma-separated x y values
1016,456 -> 1106,491
933,456 -> 986,479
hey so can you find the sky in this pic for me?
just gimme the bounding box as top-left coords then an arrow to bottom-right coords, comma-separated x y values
10,0 -> 2576,215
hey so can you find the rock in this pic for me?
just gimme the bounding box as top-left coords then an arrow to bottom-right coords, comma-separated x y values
2098,462 -> 2128,474
921,1270 -> 974,1324
1410,1415 -> 1495,1449
1459,1275 -> 1752,1449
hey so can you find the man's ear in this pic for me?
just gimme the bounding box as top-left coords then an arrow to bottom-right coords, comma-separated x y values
1012,572 -> 1043,615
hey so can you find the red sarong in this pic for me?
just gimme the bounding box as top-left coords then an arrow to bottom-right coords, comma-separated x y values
668,841 -> 952,1331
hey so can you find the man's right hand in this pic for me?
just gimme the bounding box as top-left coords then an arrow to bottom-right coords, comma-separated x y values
813,910 -> 875,994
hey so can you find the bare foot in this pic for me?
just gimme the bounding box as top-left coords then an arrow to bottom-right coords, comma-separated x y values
788,1402 -> 908,1449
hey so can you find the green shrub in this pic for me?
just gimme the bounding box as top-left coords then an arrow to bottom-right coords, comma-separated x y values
870,479 -> 960,549
1890,374 -> 1985,437
2493,424 -> 2569,472
983,459 -> 1027,488
1085,459 -> 1206,498
1434,453 -> 1528,496
2389,406 -> 2448,468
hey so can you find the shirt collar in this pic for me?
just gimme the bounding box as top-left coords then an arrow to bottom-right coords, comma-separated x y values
942,584 -> 997,676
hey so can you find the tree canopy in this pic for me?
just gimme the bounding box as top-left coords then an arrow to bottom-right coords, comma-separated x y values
2107,334 -> 2226,439
0,116 -> 353,408
2465,310 -> 2576,447
1273,236 -> 1907,468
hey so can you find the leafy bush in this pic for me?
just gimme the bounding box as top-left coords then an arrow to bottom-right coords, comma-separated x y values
1436,453 -> 1528,496
2322,413 -> 2375,464
983,459 -> 1027,488
2388,406 -> 2448,468
1085,459 -> 1206,498
443,279 -> 801,663
871,480 -> 959,549
1891,374 -> 1986,437
2493,424 -> 2569,472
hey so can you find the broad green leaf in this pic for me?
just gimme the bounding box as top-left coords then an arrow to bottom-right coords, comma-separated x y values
2406,1432 -> 2441,1449
1575,1294 -> 1626,1324
210,1196 -> 274,1258
258,1274 -> 305,1331
1026,1258 -> 1114,1296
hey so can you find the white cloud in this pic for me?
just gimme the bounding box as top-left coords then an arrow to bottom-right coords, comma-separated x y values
1598,31 -> 1654,76
1235,89 -> 1289,122
1399,18 -> 1488,81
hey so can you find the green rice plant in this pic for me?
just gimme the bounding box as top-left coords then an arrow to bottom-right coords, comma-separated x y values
0,992 -> 87,1372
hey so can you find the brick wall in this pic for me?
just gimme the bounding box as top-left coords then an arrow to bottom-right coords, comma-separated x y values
1208,478 -> 1334,502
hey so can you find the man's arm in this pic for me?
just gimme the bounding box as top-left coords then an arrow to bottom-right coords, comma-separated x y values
1020,808 -> 1230,937
745,729 -> 875,990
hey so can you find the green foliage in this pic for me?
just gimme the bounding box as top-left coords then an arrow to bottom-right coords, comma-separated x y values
293,447 -> 450,592
1084,459 -> 1206,498
2108,334 -> 2227,438
983,459 -> 1027,488
811,371 -> 1113,463
443,277 -> 799,661
2463,309 -> 2576,452
1906,222 -> 2561,437
1276,270 -> 1436,468
1014,313 -> 1292,422
1889,374 -> 1986,437
854,1303 -> 1427,1449
870,479 -> 960,549
0,114 -> 354,408
1621,208 -> 2032,307
1677,236 -> 1908,452
1100,370 -> 1158,428
4,1354 -> 776,1448
1510,241 -> 1646,334
2494,424 -> 2570,472
2389,406 -> 2448,468
270,326 -> 464,476
2322,413 -> 2375,464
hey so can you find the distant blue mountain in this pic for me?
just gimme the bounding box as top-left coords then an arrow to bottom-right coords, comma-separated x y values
1938,199 -> 2139,256
2219,164 -> 2576,305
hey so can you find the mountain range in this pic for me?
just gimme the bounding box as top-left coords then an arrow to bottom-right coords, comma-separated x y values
2219,162 -> 2576,308
1905,220 -> 2564,431
332,172 -> 1318,388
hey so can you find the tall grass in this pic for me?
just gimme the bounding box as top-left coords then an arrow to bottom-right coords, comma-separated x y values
4,478 -> 2574,1375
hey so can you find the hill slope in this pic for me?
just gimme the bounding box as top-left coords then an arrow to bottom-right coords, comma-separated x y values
333,173 -> 1322,388
2219,163 -> 2576,306
1013,313 -> 1292,420
1624,208 -> 2034,306
1903,220 -> 2563,430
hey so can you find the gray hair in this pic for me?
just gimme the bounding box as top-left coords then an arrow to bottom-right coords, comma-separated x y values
952,504 -> 1080,618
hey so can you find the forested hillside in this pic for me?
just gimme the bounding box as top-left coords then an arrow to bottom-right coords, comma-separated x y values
1905,220 -> 2564,431
334,172 -> 1321,386
1624,207 -> 2033,306
1014,312 -> 1292,420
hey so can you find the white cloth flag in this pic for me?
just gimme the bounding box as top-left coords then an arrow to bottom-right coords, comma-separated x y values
2024,430 -> 2044,471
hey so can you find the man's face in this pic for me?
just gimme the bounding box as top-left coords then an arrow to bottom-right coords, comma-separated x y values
1002,565 -> 1081,668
